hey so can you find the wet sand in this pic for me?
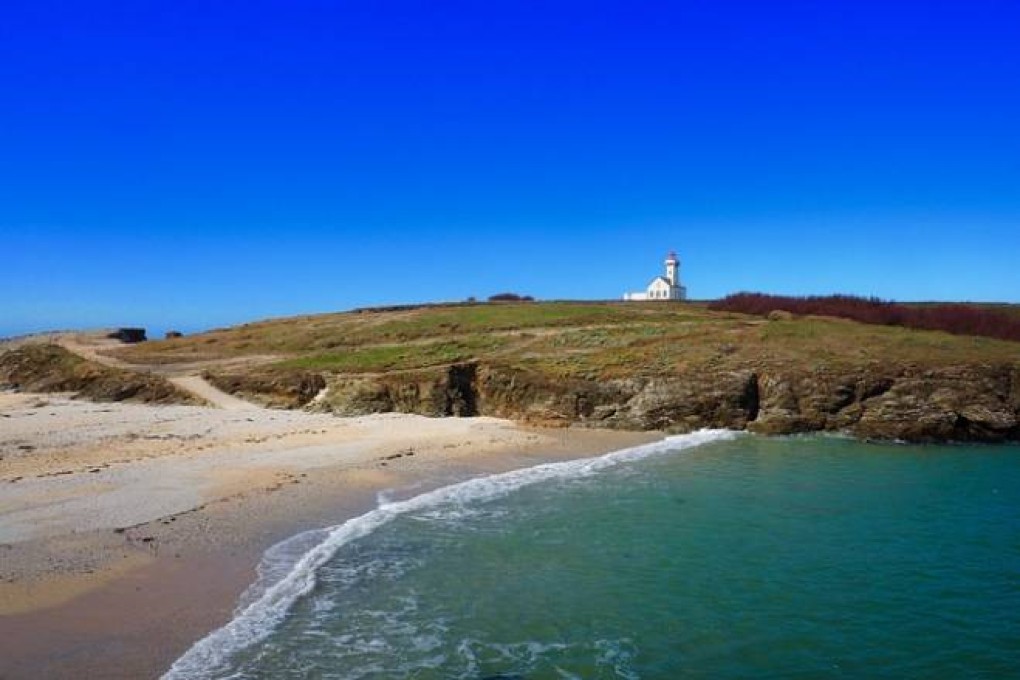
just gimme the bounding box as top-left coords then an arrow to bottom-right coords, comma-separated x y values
0,392 -> 658,679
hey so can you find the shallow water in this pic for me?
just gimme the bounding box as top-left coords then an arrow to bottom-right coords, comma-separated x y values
168,434 -> 1020,679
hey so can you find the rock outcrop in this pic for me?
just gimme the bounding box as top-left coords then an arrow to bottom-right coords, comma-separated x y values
278,361 -> 1019,443
749,368 -> 894,435
203,370 -> 326,409
0,344 -> 200,405
747,364 -> 1019,443
311,364 -> 479,417
475,365 -> 759,431
851,366 -> 1018,442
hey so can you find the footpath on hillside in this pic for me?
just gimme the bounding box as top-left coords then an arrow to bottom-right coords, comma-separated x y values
167,375 -> 262,411
53,333 -> 261,410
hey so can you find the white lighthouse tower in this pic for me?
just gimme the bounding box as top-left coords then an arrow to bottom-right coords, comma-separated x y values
665,251 -> 680,287
623,250 -> 688,301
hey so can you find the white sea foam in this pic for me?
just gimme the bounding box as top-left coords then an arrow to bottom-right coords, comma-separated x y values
161,428 -> 739,679
234,527 -> 331,614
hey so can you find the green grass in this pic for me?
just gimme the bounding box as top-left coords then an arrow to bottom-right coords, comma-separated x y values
276,336 -> 512,373
333,303 -> 681,344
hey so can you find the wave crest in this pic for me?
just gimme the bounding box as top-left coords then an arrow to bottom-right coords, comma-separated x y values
162,428 -> 739,679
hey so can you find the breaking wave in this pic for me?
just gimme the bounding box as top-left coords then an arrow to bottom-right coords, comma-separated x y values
162,429 -> 739,679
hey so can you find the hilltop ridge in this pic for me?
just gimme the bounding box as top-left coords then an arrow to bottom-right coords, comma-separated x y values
4,302 -> 1019,443
87,301 -> 1019,444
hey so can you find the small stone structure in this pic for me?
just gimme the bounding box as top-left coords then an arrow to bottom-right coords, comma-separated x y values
108,328 -> 147,343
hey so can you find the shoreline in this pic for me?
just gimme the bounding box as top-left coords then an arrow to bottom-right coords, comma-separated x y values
0,392 -> 659,679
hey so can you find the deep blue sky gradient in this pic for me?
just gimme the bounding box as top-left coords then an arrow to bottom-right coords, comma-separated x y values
2,1 -> 1018,336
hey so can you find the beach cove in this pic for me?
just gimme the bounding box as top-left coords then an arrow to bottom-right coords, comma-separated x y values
0,392 -> 658,679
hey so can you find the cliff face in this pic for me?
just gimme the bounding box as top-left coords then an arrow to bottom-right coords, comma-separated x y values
852,367 -> 1020,442
258,361 -> 1020,444
476,366 -> 761,432
202,370 -> 325,409
750,365 -> 1020,442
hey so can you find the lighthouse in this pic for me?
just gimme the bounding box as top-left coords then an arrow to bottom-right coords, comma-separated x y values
665,251 -> 679,287
623,251 -> 688,301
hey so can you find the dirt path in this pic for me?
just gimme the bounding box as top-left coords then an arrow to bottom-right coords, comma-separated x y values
51,333 -> 264,411
50,334 -> 136,369
169,375 -> 263,411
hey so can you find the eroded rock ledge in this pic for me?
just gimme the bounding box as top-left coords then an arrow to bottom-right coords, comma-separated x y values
211,361 -> 1020,444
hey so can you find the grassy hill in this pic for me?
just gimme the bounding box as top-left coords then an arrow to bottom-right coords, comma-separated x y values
0,344 -> 201,405
101,301 -> 1020,443
111,301 -> 1019,379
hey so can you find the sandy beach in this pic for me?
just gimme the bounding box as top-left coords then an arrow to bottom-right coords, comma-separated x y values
0,391 -> 659,679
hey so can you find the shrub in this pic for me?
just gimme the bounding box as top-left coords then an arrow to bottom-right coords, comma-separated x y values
709,293 -> 1020,342
488,293 -> 535,302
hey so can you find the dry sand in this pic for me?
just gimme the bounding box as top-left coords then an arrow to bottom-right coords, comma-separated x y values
0,391 -> 659,679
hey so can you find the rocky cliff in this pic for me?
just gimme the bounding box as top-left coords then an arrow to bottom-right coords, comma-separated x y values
202,369 -> 325,409
751,364 -> 1020,442
207,360 -> 1020,444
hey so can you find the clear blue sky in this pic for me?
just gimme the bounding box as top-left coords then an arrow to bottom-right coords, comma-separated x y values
2,0 -> 1018,337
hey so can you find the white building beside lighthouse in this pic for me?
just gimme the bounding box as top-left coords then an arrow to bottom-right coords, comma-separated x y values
623,251 -> 687,301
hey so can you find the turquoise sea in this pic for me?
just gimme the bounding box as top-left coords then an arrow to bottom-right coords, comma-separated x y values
166,432 -> 1020,679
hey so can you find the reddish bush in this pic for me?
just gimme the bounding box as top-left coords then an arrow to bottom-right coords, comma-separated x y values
709,293 -> 1020,343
